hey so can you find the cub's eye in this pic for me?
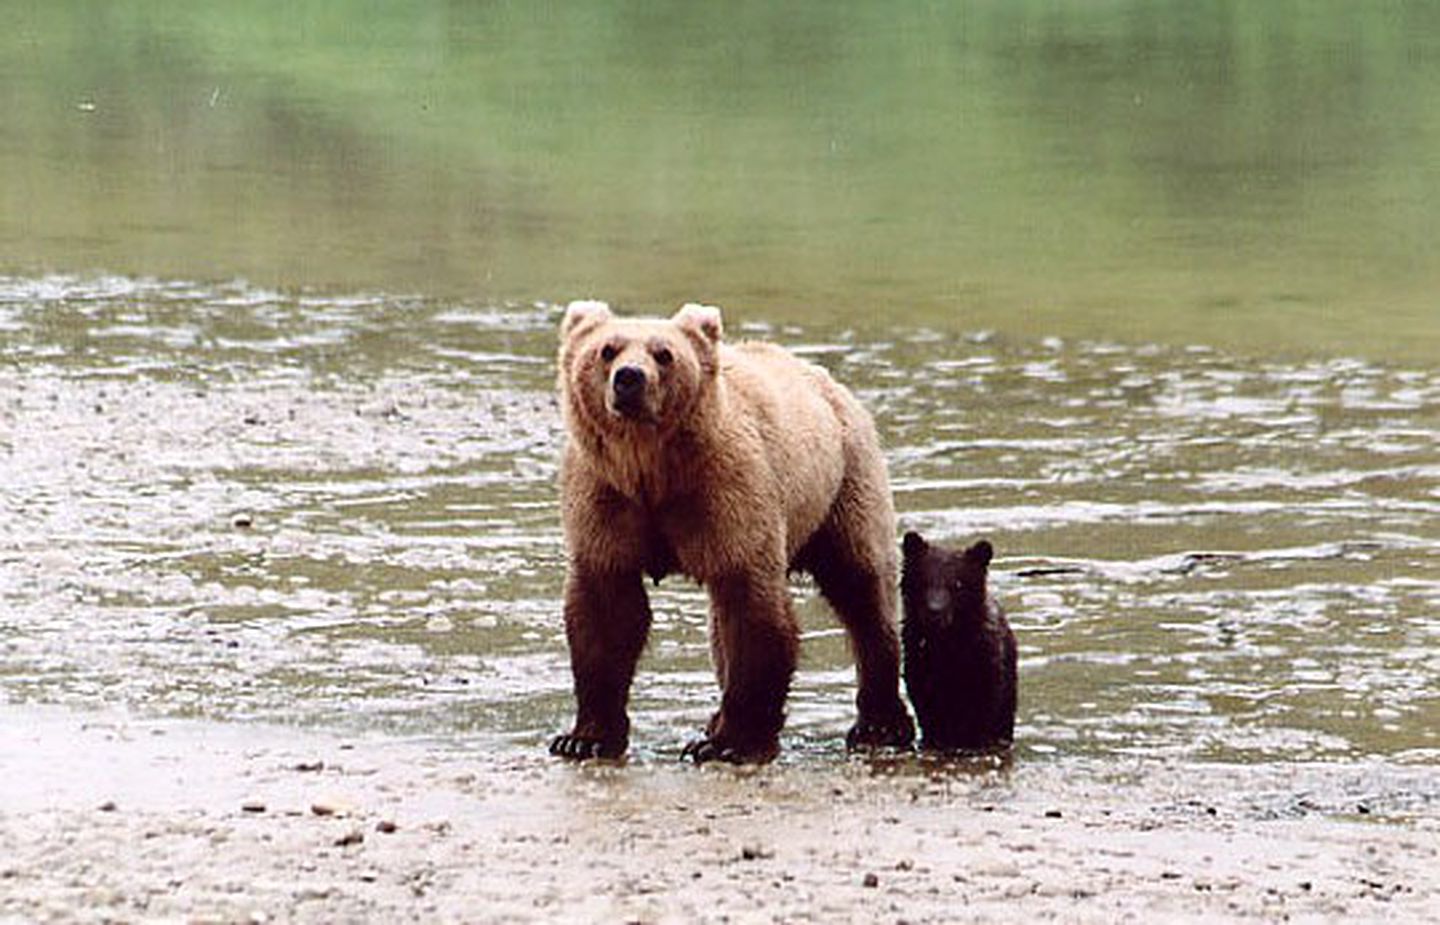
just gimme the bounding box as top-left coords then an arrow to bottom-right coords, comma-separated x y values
652,347 -> 674,367
600,344 -> 619,363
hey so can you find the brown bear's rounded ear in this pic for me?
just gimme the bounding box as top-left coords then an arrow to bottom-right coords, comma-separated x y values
902,531 -> 928,560
561,300 -> 612,340
966,539 -> 994,569
674,303 -> 723,344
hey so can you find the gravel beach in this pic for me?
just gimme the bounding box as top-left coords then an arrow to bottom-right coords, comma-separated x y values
2,707 -> 1436,923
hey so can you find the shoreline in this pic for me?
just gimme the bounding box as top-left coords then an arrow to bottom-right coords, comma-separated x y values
1,706 -> 1437,923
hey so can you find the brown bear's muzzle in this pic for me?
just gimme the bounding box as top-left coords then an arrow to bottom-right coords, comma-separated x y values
610,365 -> 649,419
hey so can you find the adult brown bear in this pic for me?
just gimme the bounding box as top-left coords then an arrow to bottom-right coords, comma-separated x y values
549,301 -> 914,763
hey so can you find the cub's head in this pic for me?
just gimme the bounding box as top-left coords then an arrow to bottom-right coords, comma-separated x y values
901,531 -> 993,629
558,301 -> 723,436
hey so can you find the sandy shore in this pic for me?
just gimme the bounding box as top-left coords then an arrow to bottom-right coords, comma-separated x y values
1,707 -> 1436,924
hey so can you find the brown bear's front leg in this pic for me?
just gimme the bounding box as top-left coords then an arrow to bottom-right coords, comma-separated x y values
550,564 -> 652,761
682,574 -> 799,764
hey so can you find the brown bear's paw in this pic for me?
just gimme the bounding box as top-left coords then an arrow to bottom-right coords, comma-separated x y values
681,735 -> 779,765
549,732 -> 626,761
845,711 -> 916,752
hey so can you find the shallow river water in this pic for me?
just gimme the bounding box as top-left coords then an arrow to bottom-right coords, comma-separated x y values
3,5 -> 1440,848
3,275 -> 1436,771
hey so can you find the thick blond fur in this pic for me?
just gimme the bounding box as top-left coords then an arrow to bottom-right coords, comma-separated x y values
550,301 -> 913,763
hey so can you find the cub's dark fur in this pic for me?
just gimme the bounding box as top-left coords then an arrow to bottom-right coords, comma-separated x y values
900,532 -> 1017,752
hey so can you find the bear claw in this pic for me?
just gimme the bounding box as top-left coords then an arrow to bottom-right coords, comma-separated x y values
681,738 -> 733,764
845,714 -> 917,752
549,733 -> 621,761
681,737 -> 776,765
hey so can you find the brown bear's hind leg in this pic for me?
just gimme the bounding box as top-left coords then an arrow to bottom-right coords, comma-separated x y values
550,566 -> 652,760
800,526 -> 916,751
681,574 -> 798,764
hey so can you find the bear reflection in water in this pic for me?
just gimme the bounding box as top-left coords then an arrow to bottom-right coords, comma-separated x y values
900,532 -> 1017,754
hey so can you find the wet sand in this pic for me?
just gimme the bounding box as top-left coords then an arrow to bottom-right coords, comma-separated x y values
2,707 -> 1436,923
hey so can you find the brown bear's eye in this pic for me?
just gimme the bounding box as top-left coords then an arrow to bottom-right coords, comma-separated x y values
600,344 -> 619,363
653,347 -> 674,367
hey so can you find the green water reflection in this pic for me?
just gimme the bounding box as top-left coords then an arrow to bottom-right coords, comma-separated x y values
4,2 -> 1438,361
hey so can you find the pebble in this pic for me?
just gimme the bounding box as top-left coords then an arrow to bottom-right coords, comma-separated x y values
335,829 -> 365,848
294,887 -> 333,902
311,796 -> 358,817
376,820 -> 398,834
231,513 -> 255,529
862,872 -> 880,888
98,801 -> 117,812
241,800 -> 267,814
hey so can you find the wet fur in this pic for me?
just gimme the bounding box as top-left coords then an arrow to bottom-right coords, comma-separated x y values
901,532 -> 1017,752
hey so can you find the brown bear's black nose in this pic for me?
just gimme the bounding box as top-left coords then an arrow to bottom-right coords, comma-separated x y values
613,365 -> 646,401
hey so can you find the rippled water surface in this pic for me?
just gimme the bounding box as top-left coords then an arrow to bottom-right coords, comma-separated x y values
3,276 -> 1436,766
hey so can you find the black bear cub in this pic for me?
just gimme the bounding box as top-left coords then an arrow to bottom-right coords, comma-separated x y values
900,532 -> 1017,752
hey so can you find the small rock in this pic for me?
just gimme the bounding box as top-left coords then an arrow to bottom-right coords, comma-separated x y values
376,820 -> 398,834
231,513 -> 255,529
311,796 -> 357,817
862,872 -> 880,888
1044,809 -> 1063,819
334,829 -> 365,848
293,761 -> 325,773
241,800 -> 267,814
739,844 -> 772,861
98,801 -> 117,812
895,859 -> 914,871
295,886 -> 333,902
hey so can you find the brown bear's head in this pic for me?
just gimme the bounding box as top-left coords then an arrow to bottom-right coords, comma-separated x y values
559,301 -> 723,437
901,532 -> 993,629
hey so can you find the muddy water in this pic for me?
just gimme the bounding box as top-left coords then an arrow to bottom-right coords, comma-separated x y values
3,276 -> 1436,769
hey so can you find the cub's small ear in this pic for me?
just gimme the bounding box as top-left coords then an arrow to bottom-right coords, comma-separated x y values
902,531 -> 928,559
561,300 -> 612,340
965,539 -> 994,569
674,303 -> 723,343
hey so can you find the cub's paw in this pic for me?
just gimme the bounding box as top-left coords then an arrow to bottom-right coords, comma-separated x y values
845,712 -> 916,752
681,736 -> 778,766
549,733 -> 624,761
